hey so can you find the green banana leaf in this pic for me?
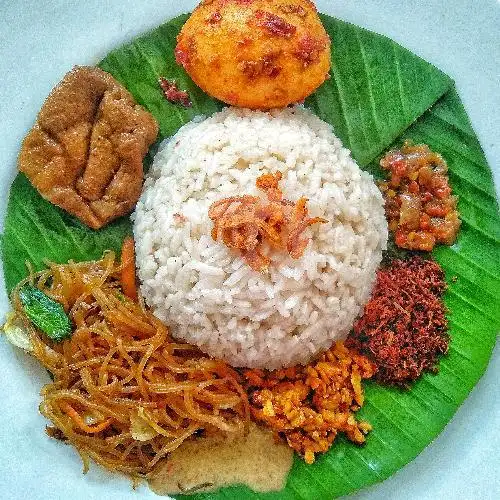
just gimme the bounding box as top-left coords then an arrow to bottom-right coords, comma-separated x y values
1,13 -> 499,500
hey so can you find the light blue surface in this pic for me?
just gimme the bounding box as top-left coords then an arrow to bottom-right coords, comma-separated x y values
0,1 -> 498,499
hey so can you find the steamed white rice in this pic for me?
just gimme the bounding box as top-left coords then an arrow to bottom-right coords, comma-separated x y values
133,106 -> 387,369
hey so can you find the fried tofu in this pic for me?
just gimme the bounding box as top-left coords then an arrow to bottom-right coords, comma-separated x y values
19,66 -> 158,229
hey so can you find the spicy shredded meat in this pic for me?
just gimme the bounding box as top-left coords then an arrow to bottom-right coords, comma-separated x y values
208,171 -> 327,272
346,256 -> 449,387
241,342 -> 375,464
379,141 -> 460,251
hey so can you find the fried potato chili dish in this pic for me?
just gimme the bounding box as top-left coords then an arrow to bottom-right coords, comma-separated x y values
175,0 -> 331,108
379,141 -> 461,251
19,66 -> 158,229
242,342 -> 375,464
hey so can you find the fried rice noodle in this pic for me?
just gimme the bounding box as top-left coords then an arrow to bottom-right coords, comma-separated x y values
11,252 -> 249,477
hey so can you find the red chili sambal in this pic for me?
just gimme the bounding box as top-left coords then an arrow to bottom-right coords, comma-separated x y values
379,141 -> 460,251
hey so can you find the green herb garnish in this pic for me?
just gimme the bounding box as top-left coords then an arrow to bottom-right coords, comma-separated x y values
18,284 -> 72,342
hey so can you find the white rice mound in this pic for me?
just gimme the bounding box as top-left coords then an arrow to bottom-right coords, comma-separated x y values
133,106 -> 388,369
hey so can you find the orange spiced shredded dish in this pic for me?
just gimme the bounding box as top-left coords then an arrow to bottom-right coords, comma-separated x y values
241,342 -> 375,464
208,171 -> 327,272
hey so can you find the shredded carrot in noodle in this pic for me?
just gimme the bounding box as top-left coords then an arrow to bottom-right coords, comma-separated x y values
120,236 -> 138,301
11,252 -> 249,478
60,401 -> 114,434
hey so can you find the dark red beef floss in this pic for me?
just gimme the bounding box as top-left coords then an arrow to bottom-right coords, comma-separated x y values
346,257 -> 449,387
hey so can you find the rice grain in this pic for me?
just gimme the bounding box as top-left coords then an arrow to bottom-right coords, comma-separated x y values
133,107 -> 387,369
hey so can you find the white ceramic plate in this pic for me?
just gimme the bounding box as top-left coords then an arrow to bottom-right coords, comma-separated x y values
0,1 -> 498,499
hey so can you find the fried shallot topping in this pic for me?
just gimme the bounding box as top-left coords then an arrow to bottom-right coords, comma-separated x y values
208,171 -> 327,272
241,342 -> 375,464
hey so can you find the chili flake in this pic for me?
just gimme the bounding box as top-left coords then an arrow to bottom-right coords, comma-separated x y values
254,10 -> 297,38
294,34 -> 329,67
159,78 -> 192,107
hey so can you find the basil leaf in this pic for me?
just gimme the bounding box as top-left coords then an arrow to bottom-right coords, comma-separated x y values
18,284 -> 71,342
